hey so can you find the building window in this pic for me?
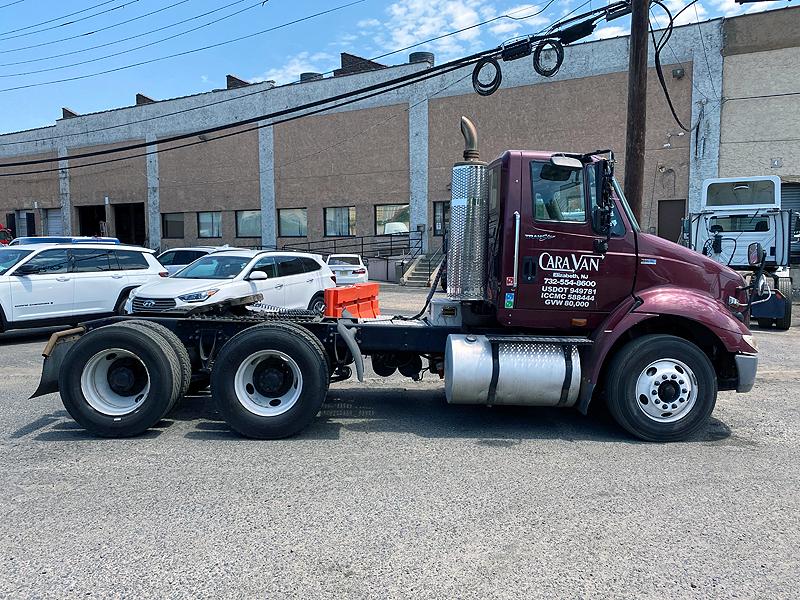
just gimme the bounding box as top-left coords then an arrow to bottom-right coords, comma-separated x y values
278,208 -> 307,237
162,213 -> 184,238
433,201 -> 449,236
197,211 -> 221,238
375,203 -> 410,235
324,206 -> 356,237
236,210 -> 261,238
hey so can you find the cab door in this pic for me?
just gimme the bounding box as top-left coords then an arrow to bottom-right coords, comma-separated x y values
509,159 -> 637,331
8,248 -> 74,322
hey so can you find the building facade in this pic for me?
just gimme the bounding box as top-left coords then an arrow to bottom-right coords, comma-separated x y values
1,7 -> 797,253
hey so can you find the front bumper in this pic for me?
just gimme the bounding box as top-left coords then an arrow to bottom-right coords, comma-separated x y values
735,354 -> 758,393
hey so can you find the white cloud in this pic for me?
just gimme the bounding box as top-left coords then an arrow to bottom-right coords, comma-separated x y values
357,18 -> 381,28
250,51 -> 336,85
593,25 -> 628,40
200,74 -> 209,83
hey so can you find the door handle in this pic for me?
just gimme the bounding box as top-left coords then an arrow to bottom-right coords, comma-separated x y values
56,276 -> 70,282
275,284 -> 284,289
306,279 -> 313,283
522,257 -> 536,283
111,274 -> 124,279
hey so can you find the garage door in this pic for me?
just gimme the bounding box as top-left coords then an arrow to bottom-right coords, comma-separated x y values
783,183 -> 800,264
46,208 -> 63,236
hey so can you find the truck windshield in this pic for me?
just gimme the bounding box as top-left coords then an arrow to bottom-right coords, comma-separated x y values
612,179 -> 640,232
174,255 -> 250,279
708,215 -> 770,233
0,249 -> 32,275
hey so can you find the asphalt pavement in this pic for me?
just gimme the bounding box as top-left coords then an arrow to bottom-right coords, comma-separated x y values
1,290 -> 799,599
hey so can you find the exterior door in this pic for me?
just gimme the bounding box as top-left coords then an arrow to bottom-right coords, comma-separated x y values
511,159 -> 637,330
8,248 -> 73,322
657,199 -> 686,243
69,248 -> 119,316
247,256 -> 284,308
275,255 -> 308,308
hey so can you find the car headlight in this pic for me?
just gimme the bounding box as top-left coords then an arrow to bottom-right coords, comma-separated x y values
178,289 -> 218,303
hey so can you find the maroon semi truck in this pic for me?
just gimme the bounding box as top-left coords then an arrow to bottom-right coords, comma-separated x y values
33,117 -> 760,442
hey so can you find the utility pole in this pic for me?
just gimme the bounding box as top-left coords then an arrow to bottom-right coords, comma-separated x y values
623,0 -> 649,221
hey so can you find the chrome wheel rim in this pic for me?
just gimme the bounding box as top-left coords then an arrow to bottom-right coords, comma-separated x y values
80,348 -> 150,416
635,358 -> 698,423
234,350 -> 303,417
311,298 -> 325,313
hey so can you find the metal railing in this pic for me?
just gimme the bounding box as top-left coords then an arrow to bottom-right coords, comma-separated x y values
425,244 -> 446,287
282,231 -> 424,260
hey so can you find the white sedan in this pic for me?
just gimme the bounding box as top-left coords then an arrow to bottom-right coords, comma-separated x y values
326,254 -> 369,285
125,250 -> 335,314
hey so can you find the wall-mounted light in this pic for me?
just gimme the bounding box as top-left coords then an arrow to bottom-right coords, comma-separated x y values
671,67 -> 685,80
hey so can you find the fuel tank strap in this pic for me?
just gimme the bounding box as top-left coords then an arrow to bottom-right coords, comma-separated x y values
558,346 -> 573,406
483,335 -> 592,345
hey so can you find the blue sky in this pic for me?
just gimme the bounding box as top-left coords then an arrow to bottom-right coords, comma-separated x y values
0,0 -> 793,134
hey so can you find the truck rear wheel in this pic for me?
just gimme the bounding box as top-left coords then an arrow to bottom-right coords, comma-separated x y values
211,323 -> 329,439
118,320 -> 192,406
58,324 -> 182,437
605,335 -> 717,442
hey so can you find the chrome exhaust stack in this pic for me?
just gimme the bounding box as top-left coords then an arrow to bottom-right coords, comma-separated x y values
446,116 -> 489,301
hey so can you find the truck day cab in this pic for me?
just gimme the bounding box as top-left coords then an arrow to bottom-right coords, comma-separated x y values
33,118 -> 759,442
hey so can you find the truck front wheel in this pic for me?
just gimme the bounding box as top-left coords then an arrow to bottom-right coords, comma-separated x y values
605,335 -> 717,442
211,323 -> 329,439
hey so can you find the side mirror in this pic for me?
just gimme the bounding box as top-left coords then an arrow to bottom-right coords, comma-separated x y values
747,242 -> 765,267
247,270 -> 269,281
592,205 -> 611,235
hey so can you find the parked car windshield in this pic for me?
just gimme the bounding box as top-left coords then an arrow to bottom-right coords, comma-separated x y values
0,249 -> 32,275
174,255 -> 251,279
328,256 -> 361,266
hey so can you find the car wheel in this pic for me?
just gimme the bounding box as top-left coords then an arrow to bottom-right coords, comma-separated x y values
58,324 -> 182,437
308,293 -> 326,313
756,318 -> 773,329
605,334 -> 717,442
211,322 -> 329,439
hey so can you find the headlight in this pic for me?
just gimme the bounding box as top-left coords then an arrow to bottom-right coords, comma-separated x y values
178,289 -> 218,303
742,334 -> 758,353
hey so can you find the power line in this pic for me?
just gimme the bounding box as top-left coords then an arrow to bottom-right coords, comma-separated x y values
0,0 -> 194,62
0,0 -> 267,77
0,0 -> 27,9
693,2 -> 718,99
0,0 -> 363,93
0,0 -> 142,41
725,91 -> 800,100
3,52 -> 484,169
0,49 -> 492,174
0,0 -> 563,147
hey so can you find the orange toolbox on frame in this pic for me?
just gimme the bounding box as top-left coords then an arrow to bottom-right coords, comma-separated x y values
324,283 -> 380,319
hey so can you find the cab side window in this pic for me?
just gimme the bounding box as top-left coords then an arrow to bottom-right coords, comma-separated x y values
251,256 -> 277,278
22,249 -> 69,274
531,160 -> 586,223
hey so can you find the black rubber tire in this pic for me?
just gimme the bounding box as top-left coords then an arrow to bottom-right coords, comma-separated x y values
605,334 -> 717,442
211,322 -> 329,439
117,320 -> 192,403
757,318 -> 774,329
307,293 -> 326,313
775,278 -> 792,330
58,324 -> 181,437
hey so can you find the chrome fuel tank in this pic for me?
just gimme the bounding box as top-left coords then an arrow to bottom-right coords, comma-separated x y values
444,334 -> 581,407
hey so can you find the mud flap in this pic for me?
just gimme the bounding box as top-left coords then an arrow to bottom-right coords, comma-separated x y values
30,329 -> 83,399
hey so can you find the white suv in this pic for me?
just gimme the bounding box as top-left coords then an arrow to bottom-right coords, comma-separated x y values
0,244 -> 166,333
125,250 -> 335,314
